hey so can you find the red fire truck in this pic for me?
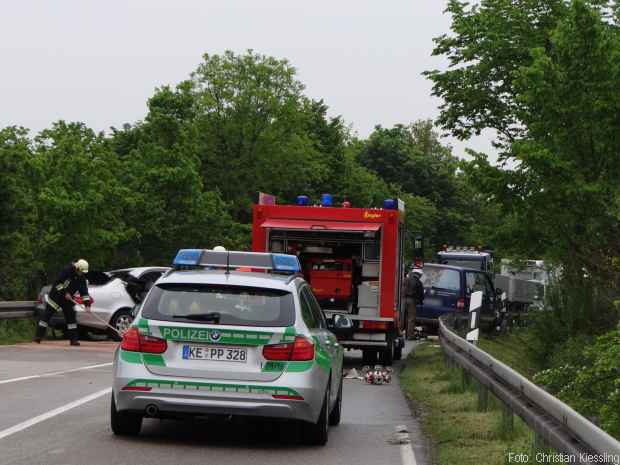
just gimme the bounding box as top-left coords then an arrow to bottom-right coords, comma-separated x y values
252,195 -> 407,365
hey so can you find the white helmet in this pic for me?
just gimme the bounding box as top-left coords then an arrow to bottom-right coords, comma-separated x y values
411,268 -> 423,277
213,246 -> 227,252
75,259 -> 89,273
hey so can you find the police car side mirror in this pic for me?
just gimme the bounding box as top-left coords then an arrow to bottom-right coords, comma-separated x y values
131,304 -> 140,318
332,314 -> 353,329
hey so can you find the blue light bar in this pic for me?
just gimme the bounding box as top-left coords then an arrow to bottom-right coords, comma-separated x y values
173,249 -> 203,267
297,195 -> 310,206
321,193 -> 332,207
272,254 -> 301,273
384,198 -> 397,210
172,249 -> 301,275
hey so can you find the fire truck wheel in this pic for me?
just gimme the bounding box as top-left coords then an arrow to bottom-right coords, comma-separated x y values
380,333 -> 394,366
362,350 -> 377,365
393,341 -> 403,361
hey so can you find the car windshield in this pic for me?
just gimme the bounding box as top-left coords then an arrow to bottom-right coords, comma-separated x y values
440,259 -> 485,270
421,267 -> 460,292
141,283 -> 295,327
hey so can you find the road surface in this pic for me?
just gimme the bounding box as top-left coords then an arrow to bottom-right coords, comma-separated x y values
0,340 -> 429,465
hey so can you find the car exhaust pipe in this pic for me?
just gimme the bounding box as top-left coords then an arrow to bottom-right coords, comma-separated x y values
145,404 -> 159,417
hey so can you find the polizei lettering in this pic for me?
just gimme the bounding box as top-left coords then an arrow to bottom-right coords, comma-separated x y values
161,327 -> 212,341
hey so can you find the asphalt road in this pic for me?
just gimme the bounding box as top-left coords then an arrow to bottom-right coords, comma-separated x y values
0,340 -> 429,465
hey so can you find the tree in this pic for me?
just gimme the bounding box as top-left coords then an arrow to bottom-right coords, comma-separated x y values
32,121 -> 137,277
0,127 -> 38,299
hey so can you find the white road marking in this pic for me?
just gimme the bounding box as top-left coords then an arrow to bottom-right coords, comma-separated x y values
0,362 -> 112,385
395,424 -> 418,465
0,387 -> 111,441
401,441 -> 418,465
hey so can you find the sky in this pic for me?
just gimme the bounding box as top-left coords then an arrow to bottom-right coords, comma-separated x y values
0,0 -> 496,160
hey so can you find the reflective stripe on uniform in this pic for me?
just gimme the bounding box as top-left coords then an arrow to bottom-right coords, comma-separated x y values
38,321 -> 48,328
55,279 -> 70,292
47,298 -> 61,312
82,296 -> 91,302
67,323 -> 77,330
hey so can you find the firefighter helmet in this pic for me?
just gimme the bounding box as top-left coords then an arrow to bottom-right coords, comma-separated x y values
75,259 -> 89,274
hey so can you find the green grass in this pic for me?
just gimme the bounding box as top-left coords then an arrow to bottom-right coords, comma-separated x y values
401,343 -> 540,465
0,319 -> 36,345
478,330 -> 541,380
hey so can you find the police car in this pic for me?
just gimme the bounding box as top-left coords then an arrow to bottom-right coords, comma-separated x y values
111,249 -> 346,445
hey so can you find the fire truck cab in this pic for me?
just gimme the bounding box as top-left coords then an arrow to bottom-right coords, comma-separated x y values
252,195 -> 407,365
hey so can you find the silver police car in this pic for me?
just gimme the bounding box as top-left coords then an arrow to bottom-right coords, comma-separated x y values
111,250 -> 345,445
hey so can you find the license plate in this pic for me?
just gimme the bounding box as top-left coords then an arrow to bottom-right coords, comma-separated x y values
424,297 -> 442,307
182,345 -> 247,362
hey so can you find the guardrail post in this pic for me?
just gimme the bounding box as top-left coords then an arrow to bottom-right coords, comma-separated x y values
532,433 -> 546,454
501,404 -> 514,438
477,383 -> 489,412
461,368 -> 471,391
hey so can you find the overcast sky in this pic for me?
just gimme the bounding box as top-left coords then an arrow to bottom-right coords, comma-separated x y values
0,1 -> 495,159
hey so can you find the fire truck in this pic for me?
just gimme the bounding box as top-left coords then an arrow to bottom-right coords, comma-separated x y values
252,194 -> 407,365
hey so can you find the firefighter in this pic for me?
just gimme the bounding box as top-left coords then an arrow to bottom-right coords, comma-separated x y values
405,267 -> 424,340
34,259 -> 91,346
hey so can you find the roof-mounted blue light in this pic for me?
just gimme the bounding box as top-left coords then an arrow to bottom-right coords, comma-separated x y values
384,198 -> 397,210
272,254 -> 301,273
321,193 -> 332,207
173,249 -> 203,267
297,195 -> 310,206
172,249 -> 301,275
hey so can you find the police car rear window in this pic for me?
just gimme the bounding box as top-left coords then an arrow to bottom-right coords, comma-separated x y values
141,284 -> 295,327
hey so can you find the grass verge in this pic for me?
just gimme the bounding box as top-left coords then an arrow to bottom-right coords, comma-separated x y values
478,330 -> 541,380
0,319 -> 36,345
401,342 -> 538,465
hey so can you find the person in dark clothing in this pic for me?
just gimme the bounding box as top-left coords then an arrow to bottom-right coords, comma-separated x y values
34,259 -> 91,346
404,267 -> 424,340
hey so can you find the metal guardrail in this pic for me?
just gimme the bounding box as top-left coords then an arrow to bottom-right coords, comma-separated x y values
439,317 -> 620,464
0,301 -> 37,320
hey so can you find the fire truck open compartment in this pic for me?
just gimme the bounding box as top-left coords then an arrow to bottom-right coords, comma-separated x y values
252,201 -> 407,365
266,228 -> 382,314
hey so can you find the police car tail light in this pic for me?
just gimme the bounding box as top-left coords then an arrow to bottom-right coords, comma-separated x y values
262,337 -> 314,361
140,335 -> 167,354
121,327 -> 167,354
290,337 -> 314,361
121,328 -> 141,352
262,342 -> 293,361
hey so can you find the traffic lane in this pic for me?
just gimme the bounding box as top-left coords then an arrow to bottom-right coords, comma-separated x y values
0,342 -> 427,465
0,389 -> 404,465
0,341 -> 116,381
0,364 -> 112,431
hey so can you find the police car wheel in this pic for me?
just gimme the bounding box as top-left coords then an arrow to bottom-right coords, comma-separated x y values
110,393 -> 142,436
328,375 -> 342,426
304,384 -> 329,445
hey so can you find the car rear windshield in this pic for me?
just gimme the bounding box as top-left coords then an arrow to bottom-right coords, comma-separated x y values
421,267 -> 461,292
141,284 -> 295,327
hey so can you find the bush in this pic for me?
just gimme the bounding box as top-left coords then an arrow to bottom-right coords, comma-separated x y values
534,325 -> 620,439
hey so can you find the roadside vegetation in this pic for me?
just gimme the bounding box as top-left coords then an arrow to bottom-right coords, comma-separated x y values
401,343 -> 534,465
0,320 -> 35,345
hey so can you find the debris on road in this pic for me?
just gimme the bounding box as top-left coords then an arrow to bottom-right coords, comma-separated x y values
362,365 -> 393,385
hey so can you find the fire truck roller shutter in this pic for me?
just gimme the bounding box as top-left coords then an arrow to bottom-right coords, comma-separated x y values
260,219 -> 381,233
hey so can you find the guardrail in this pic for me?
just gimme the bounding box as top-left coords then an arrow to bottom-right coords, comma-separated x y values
0,301 -> 37,320
439,317 -> 620,465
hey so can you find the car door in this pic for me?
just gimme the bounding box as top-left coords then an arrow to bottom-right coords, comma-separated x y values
465,271 -> 496,330
300,286 -> 341,403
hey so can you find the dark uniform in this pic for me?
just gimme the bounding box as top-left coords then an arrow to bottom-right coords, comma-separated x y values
35,263 -> 91,345
405,270 -> 424,340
